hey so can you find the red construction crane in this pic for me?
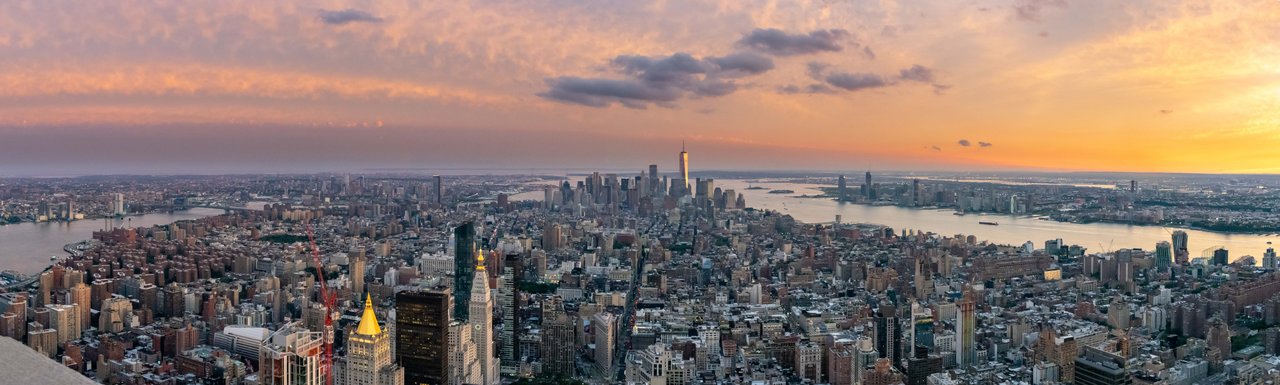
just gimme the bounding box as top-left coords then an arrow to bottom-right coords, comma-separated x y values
305,223 -> 336,385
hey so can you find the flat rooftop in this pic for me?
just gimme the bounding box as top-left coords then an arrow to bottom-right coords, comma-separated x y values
0,337 -> 96,385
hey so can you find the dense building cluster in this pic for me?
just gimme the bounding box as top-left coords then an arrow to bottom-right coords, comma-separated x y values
2,151 -> 1280,385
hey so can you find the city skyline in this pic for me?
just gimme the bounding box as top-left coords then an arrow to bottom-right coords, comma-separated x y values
2,1 -> 1279,175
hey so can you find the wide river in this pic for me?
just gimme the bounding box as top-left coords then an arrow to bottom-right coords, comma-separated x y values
515,179 -> 1275,261
0,208 -> 226,275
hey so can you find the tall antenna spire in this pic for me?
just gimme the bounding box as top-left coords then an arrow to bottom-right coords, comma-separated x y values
682,139 -> 686,152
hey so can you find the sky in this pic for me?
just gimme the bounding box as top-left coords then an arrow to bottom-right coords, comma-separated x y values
1,0 -> 1278,175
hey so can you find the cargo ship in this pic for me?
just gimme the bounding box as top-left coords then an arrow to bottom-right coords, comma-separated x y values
978,221 -> 999,226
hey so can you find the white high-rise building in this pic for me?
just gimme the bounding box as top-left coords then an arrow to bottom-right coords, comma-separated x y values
112,193 -> 126,216
260,322 -> 324,385
343,294 -> 403,385
469,251 -> 500,385
449,321 -> 479,385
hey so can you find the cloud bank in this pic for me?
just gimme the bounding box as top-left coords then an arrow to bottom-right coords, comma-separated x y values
541,52 -> 775,108
736,28 -> 852,56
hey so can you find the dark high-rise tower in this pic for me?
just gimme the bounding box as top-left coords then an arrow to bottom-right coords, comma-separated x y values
648,164 -> 659,195
1212,248 -> 1229,266
541,296 -> 576,378
874,306 -> 901,367
1172,230 -> 1189,264
837,175 -> 847,202
454,222 -> 477,321
678,142 -> 689,193
396,287 -> 452,385
433,175 -> 444,204
912,179 -> 921,207
864,171 -> 873,199
501,252 -> 524,372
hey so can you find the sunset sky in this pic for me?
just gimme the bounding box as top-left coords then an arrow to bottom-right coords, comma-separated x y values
1,0 -> 1278,175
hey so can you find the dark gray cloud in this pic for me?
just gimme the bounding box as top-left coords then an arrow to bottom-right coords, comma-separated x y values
542,52 -> 774,108
978,141 -> 993,147
783,62 -> 942,95
1013,0 -> 1067,22
958,139 -> 972,147
898,65 -> 935,83
539,77 -> 680,109
737,28 -> 852,56
898,64 -> 950,94
931,145 -> 942,151
708,52 -> 775,76
1160,109 -> 1173,115
862,46 -> 877,60
318,9 -> 384,25
825,72 -> 888,91
777,84 -> 836,95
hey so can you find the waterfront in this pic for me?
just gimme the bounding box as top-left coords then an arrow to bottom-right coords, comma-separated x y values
0,208 -> 226,275
718,180 -> 1274,262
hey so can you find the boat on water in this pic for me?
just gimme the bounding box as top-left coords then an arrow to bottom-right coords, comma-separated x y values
953,212 -> 966,216
978,221 -> 999,226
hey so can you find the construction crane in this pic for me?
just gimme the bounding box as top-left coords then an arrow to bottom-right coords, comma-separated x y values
1097,240 -> 1114,254
305,223 -> 336,385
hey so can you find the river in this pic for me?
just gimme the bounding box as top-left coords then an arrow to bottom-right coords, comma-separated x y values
512,179 -> 1276,261
0,208 -> 227,275
719,180 -> 1273,262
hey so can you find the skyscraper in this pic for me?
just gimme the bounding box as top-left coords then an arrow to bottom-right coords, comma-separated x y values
540,296 -> 575,378
648,164 -> 659,195
448,321 -> 480,385
864,171 -> 873,200
113,193 -> 126,216
469,251 -> 499,385
1155,241 -> 1172,271
909,301 -> 934,356
1212,248 -> 1229,266
678,142 -> 689,193
433,175 -> 444,205
47,304 -> 80,345
69,283 -> 90,331
837,176 -> 847,202
852,336 -> 878,385
956,290 -> 976,369
873,307 -> 900,367
454,222 -> 477,321
396,287 -> 451,385
260,322 -> 324,385
500,252 -> 523,374
351,256 -> 365,299
912,179 -> 921,207
1172,230 -> 1189,264
344,293 -> 403,385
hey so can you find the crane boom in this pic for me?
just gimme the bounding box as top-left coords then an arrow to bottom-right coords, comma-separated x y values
305,223 -> 336,385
